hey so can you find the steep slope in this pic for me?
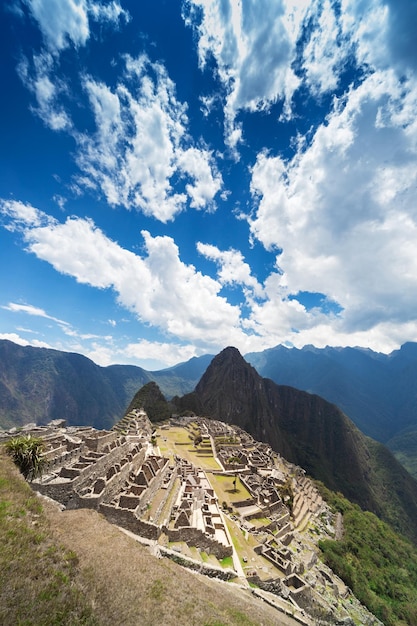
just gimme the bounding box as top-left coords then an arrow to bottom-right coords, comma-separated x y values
0,452 -> 284,626
246,342 -> 417,444
124,381 -> 171,422
0,340 -> 208,430
0,340 -> 150,429
246,343 -> 417,478
177,347 -> 417,543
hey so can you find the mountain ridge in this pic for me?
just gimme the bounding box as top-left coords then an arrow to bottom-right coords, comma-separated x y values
174,346 -> 417,544
3,337 -> 417,480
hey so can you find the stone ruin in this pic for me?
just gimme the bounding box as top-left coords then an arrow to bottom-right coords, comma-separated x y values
0,411 -> 383,626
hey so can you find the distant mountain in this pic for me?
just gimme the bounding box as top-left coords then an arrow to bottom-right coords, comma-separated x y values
0,340 -> 208,430
175,346 -> 417,544
246,343 -> 417,478
124,381 -> 172,422
150,354 -> 214,398
0,340 -> 150,430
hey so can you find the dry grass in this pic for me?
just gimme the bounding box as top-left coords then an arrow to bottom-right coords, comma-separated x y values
0,450 -> 296,626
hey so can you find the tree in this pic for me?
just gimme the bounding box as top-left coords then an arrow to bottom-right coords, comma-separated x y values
5,435 -> 46,480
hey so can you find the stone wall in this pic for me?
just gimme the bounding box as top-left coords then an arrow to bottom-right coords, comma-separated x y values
99,503 -> 161,540
159,546 -> 236,580
163,526 -> 233,560
33,441 -> 145,508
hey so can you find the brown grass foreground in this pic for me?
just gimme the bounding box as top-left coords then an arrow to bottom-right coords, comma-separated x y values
0,450 -> 297,626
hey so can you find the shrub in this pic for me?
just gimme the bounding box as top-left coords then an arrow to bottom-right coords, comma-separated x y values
5,435 -> 46,480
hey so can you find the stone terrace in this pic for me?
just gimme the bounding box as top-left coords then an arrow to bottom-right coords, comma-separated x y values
1,415 -> 382,626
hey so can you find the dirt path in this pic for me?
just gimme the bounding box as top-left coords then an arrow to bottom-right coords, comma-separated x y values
335,512 -> 344,540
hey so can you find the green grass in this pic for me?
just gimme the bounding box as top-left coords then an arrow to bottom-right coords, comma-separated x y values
0,449 -> 97,625
207,473 -> 252,503
220,556 -> 234,568
0,450 -> 282,625
156,426 -> 222,470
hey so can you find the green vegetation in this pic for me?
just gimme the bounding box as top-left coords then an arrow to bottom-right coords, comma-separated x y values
207,473 -> 252,503
317,484 -> 417,626
125,381 -> 172,422
0,449 -> 96,625
5,434 -> 47,480
388,427 -> 417,480
220,555 -> 234,568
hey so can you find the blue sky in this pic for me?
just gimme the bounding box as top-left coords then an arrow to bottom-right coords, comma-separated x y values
1,0 -> 417,369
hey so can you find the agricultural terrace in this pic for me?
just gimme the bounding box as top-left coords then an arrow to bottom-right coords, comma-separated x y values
155,423 -> 222,471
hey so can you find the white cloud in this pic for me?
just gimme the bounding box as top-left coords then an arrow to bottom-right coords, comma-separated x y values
0,201 -> 248,350
124,340 -> 199,369
2,302 -> 69,326
197,242 -> 264,299
0,199 -> 49,229
341,0 -> 417,76
183,0 -> 307,152
301,0 -> 351,95
24,0 -> 90,51
18,0 -> 128,130
75,55 -> 222,221
183,0 -> 356,151
248,68 -> 417,342
23,0 -> 128,53
184,0 -> 417,155
18,52 -> 72,131
0,332 -> 52,349
5,193 -> 417,358
176,147 -> 222,211
88,1 -> 129,26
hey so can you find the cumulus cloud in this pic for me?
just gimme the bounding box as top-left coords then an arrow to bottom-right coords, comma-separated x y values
76,56 -> 222,220
301,0 -> 351,95
18,0 -> 128,130
183,0 -> 355,151
17,51 -> 72,131
183,0 -> 307,152
197,242 -> 264,299
8,0 -> 417,360
0,199 -> 48,230
0,201 -> 247,350
248,67 -> 417,339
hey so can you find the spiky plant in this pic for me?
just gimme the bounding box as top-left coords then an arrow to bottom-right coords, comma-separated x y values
4,435 -> 46,480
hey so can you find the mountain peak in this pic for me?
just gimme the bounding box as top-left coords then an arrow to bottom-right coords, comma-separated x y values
196,346 -> 259,399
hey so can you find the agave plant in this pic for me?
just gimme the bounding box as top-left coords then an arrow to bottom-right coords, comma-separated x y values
5,434 -> 46,480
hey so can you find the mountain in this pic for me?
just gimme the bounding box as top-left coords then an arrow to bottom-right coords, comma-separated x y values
150,354 -> 214,398
0,340 -> 151,430
176,346 -> 417,544
0,340 -> 209,430
124,381 -> 172,422
246,343 -> 417,477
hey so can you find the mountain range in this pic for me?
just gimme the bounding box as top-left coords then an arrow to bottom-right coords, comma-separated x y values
2,338 -> 417,479
0,340 -> 417,537
246,342 -> 417,478
174,346 -> 417,544
0,339 -> 210,431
